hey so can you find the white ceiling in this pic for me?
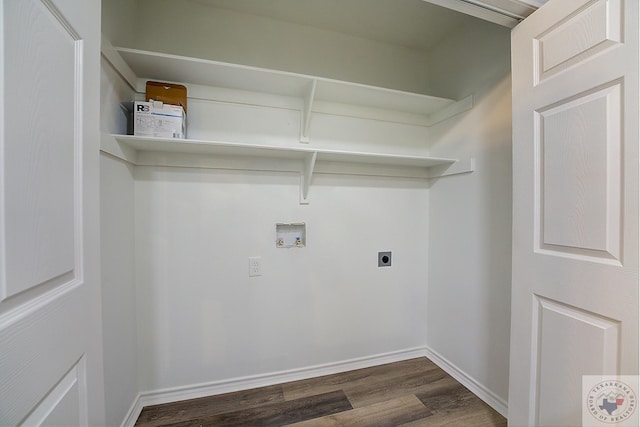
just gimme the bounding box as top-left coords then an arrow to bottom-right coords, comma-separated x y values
191,0 -> 522,52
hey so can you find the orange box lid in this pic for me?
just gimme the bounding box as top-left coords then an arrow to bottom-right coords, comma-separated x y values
145,81 -> 187,113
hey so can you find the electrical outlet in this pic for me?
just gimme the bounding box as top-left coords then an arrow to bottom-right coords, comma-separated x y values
249,256 -> 262,277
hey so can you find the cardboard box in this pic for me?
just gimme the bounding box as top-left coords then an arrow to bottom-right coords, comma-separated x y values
146,81 -> 187,113
134,100 -> 186,139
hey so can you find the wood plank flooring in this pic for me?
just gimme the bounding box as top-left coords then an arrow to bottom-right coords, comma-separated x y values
135,357 -> 506,426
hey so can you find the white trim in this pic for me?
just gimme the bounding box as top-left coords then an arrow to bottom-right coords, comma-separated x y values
121,347 -> 425,427
421,0 -> 521,27
120,392 -> 145,427
517,0 -> 547,7
0,0 -> 7,301
462,0 -> 538,19
424,346 -> 509,417
120,346 -> 509,426
422,0 -> 545,27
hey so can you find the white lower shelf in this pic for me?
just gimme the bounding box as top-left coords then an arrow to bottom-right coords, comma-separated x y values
101,134 -> 473,203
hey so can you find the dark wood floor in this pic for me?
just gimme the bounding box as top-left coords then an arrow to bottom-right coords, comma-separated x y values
135,357 -> 506,426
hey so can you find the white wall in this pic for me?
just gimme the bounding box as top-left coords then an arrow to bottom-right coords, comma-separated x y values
426,20 -> 512,404
99,0 -> 514,416
130,0 -> 431,95
100,156 -> 137,427
100,56 -> 138,426
101,0 -> 436,411
134,168 -> 429,391
101,0 -> 137,47
122,0 -> 436,392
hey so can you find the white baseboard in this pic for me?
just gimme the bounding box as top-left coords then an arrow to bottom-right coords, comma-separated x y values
423,346 -> 508,417
121,346 -> 508,426
120,392 -> 145,427
120,347 -> 426,427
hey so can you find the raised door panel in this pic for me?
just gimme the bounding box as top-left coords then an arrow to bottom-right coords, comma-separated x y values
18,357 -> 87,426
2,0 -> 78,300
536,82 -> 622,262
534,0 -> 622,83
533,297 -> 620,426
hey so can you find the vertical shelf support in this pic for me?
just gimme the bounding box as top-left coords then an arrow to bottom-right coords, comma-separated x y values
300,151 -> 317,204
300,79 -> 317,143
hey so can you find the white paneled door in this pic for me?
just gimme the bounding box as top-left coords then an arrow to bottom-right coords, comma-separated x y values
0,0 -> 104,425
510,0 -> 638,426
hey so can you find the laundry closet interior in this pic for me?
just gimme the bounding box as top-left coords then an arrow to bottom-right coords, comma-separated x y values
99,0 -> 514,424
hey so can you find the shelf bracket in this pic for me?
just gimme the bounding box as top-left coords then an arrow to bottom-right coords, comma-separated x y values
427,157 -> 475,179
101,133 -> 138,164
300,80 -> 317,144
101,37 -> 138,92
425,95 -> 473,126
300,151 -> 317,204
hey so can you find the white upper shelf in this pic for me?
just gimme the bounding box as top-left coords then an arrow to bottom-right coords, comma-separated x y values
111,47 -> 472,128
116,48 -> 312,98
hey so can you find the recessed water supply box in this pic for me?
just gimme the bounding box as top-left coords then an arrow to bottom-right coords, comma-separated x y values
276,223 -> 306,248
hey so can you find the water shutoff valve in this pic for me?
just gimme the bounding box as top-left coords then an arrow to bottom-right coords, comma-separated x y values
276,223 -> 306,248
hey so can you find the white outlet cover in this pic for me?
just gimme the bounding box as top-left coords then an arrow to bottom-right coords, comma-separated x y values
248,256 -> 262,277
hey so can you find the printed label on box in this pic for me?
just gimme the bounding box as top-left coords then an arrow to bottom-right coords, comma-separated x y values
134,101 -> 186,139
